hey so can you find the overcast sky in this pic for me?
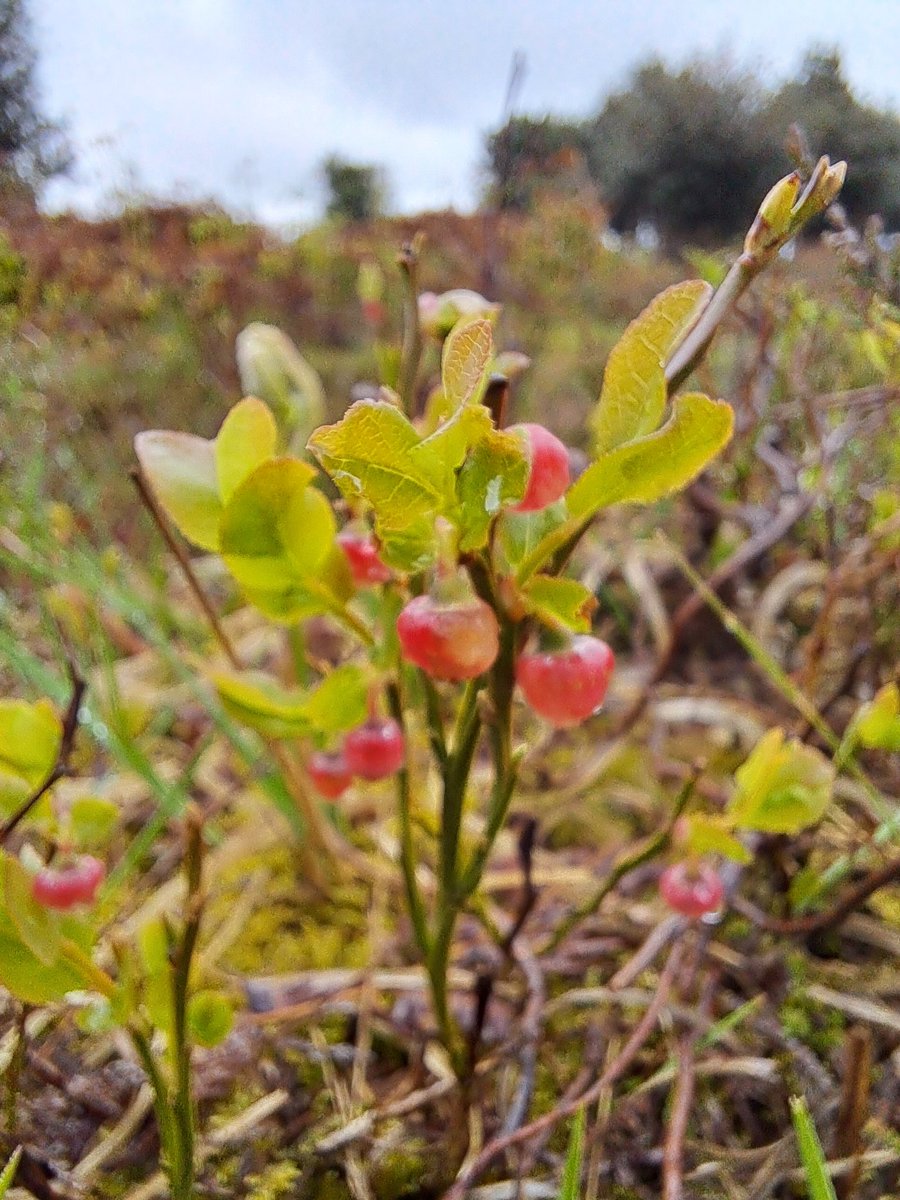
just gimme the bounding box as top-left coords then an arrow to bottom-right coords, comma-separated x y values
33,0 -> 900,227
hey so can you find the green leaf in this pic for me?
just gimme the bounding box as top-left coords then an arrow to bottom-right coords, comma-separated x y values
0,1147 -> 22,1198
570,394 -> 734,519
212,663 -> 368,740
215,396 -> 278,503
790,1096 -> 838,1200
788,865 -> 824,912
679,814 -> 752,864
212,670 -> 312,739
591,280 -> 711,454
558,1107 -> 586,1200
441,317 -> 493,406
0,697 -> 62,788
521,575 -> 597,633
0,910 -> 92,1003
455,426 -> 529,551
500,502 -> 568,569
219,457 -> 334,590
69,795 -> 120,850
0,771 -> 29,819
728,729 -> 834,835
236,322 -> 326,452
137,917 -> 174,1035
854,682 -> 900,751
418,403 -> 493,483
309,399 -> 505,569
302,665 -> 369,736
134,430 -> 222,551
1,852 -> 62,966
188,989 -> 234,1048
309,400 -> 446,570
238,547 -> 352,624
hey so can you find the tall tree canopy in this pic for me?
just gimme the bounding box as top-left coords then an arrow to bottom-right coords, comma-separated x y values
322,156 -> 386,223
484,49 -> 900,239
0,0 -> 71,190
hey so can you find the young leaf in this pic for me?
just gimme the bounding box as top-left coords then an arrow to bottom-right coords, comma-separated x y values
302,664 -> 369,736
417,402 -> 493,485
441,317 -> 493,406
0,697 -> 62,788
1,852 -> 62,967
0,1147 -> 22,1198
521,575 -> 597,633
854,682 -> 900,751
215,396 -> 278,503
558,1107 -> 586,1200
678,813 -> 752,864
238,546 -> 353,624
69,795 -> 119,850
134,431 -> 222,551
789,1096 -> 838,1200
235,322 -> 326,451
0,909 -> 91,1003
569,394 -> 734,519
455,426 -> 529,551
211,670 -> 312,739
219,458 -> 334,590
188,989 -> 234,1048
212,663 -> 368,740
309,400 -> 447,570
591,280 -> 711,455
728,729 -> 834,835
500,502 -> 569,569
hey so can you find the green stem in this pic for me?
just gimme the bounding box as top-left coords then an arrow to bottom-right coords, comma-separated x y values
427,908 -> 466,1074
397,237 -> 424,412
421,674 -> 449,770
664,254 -> 757,393
167,809 -> 204,1200
325,598 -> 375,647
129,1023 -> 183,1194
515,513 -> 588,586
425,677 -> 486,1074
440,679 -> 484,897
387,682 -> 430,961
455,621 -> 518,903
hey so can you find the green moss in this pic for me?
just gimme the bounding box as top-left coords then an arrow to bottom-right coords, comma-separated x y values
371,1138 -> 432,1199
779,992 -> 846,1056
209,844 -> 373,976
244,1160 -> 303,1198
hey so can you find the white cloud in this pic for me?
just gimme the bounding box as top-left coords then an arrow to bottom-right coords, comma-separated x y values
31,0 -> 900,222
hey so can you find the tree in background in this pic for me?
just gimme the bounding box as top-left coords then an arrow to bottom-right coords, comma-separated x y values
322,155 -> 386,222
586,57 -> 773,242
484,115 -> 593,211
0,0 -> 71,192
484,49 -> 900,240
765,50 -> 900,227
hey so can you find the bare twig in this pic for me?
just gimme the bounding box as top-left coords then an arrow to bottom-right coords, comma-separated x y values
130,467 -> 240,670
661,967 -> 716,1200
832,1026 -> 871,1200
442,940 -> 684,1200
0,665 -> 86,844
732,855 -> 900,936
542,769 -> 699,955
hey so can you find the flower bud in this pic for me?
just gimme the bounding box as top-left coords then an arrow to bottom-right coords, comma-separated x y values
235,323 -> 326,452
418,288 -> 501,339
744,172 -> 801,257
